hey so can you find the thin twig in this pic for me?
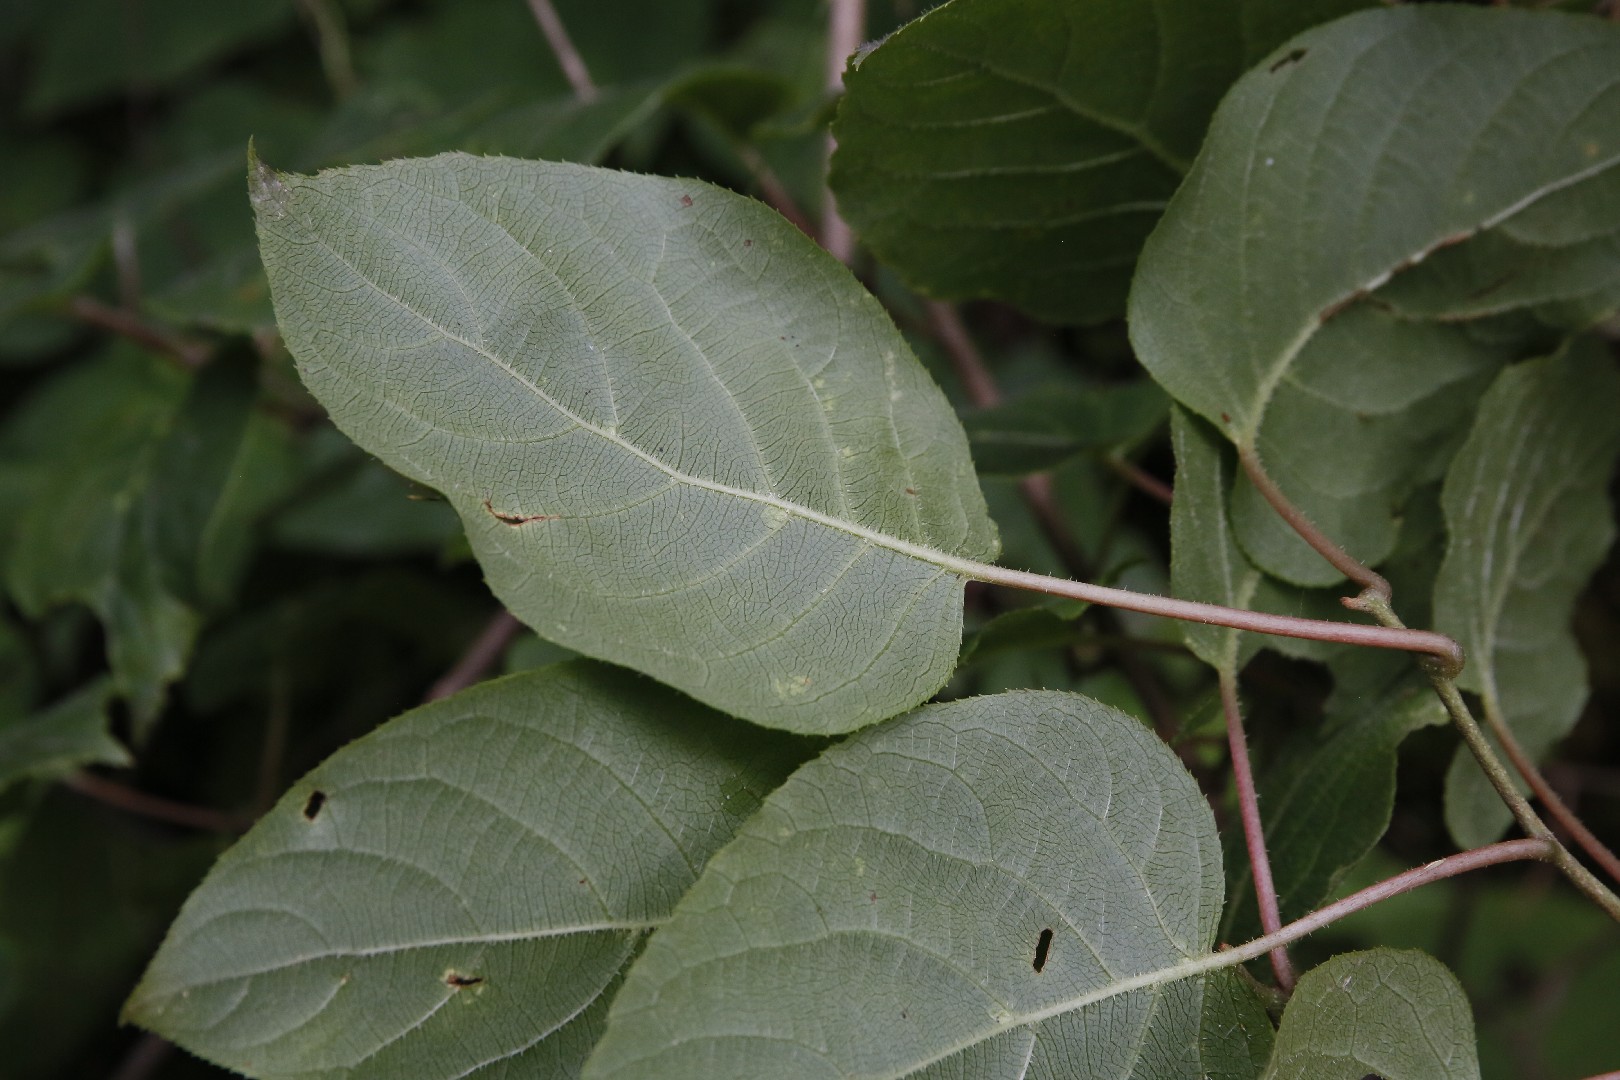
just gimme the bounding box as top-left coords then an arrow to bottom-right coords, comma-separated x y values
109,1032 -> 173,1080
735,143 -> 817,238
1238,444 -> 1390,600
1105,454 -> 1174,506
112,218 -> 142,308
294,0 -> 359,100
926,301 -> 1181,737
525,0 -> 597,102
1483,699 -> 1620,886
962,559 -> 1464,672
424,610 -> 524,702
67,296 -> 210,369
1220,669 -> 1294,992
1349,593 -> 1620,923
63,772 -> 245,833
254,663 -> 292,817
821,0 -> 865,263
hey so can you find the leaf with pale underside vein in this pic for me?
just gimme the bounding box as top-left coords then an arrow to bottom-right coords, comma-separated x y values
583,690 -> 1262,1080
1434,340 -> 1620,848
1130,7 -> 1620,584
125,661 -> 806,1079
252,152 -> 998,735
829,0 -> 1370,324
1262,949 -> 1479,1080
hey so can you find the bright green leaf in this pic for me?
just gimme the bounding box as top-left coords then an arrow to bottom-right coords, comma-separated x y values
830,0 -> 1370,324
1130,7 -> 1620,583
253,152 -> 999,734
126,661 -> 806,1079
1263,949 -> 1479,1080
1435,340 -> 1620,848
583,690 -> 1243,1079
0,678 -> 128,794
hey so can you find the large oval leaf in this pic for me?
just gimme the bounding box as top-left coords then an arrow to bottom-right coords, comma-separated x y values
1130,7 -> 1620,584
125,661 -> 806,1078
252,153 -> 998,735
829,0 -> 1370,324
582,690 -> 1262,1079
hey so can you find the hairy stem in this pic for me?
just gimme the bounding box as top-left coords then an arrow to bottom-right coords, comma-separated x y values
1224,839 -> 1552,964
525,0 -> 597,102
1237,444 -> 1390,599
928,301 -> 1179,737
1482,697 -> 1620,886
964,559 -> 1463,673
1351,593 -> 1620,923
425,610 -> 524,701
821,0 -> 864,263
1219,669 -> 1294,992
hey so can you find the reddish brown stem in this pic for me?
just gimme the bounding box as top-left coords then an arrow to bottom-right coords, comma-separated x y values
820,0 -> 864,263
1106,454 -> 1174,506
424,610 -> 524,702
110,1032 -> 173,1080
1237,444 -> 1390,600
927,301 -> 1181,737
1220,669 -> 1295,992
1485,702 -> 1620,886
736,143 -> 817,239
1229,839 -> 1552,960
67,296 -> 209,369
525,0 -> 597,102
64,771 -> 244,833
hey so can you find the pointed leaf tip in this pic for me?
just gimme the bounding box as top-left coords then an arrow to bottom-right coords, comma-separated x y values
246,141 -> 289,222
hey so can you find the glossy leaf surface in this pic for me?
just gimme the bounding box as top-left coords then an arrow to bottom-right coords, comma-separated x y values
126,661 -> 804,1078
254,153 -> 999,734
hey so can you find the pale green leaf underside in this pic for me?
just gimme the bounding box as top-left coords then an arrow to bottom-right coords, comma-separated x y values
829,0 -> 1369,324
1131,7 -> 1620,583
253,153 -> 998,735
126,662 -> 803,1079
1435,341 -> 1620,847
584,690 -> 1235,1080
1263,949 -> 1479,1080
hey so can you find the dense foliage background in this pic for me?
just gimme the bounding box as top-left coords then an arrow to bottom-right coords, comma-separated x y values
1,1 -> 1617,1077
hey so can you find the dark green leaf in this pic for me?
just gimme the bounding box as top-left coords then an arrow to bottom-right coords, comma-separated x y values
963,379 -> 1168,476
1131,7 -> 1620,583
1435,340 -> 1620,847
831,0 -> 1370,323
0,678 -> 128,794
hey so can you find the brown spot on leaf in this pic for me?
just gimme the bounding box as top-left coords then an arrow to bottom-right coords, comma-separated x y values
904,487 -> 918,496
679,194 -> 693,208
303,791 -> 326,821
1269,48 -> 1307,73
483,498 -> 555,525
445,972 -> 484,988
744,239 -> 753,248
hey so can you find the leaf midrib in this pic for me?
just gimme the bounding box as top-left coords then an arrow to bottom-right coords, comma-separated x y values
1240,150 -> 1620,451
292,204 -> 992,583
